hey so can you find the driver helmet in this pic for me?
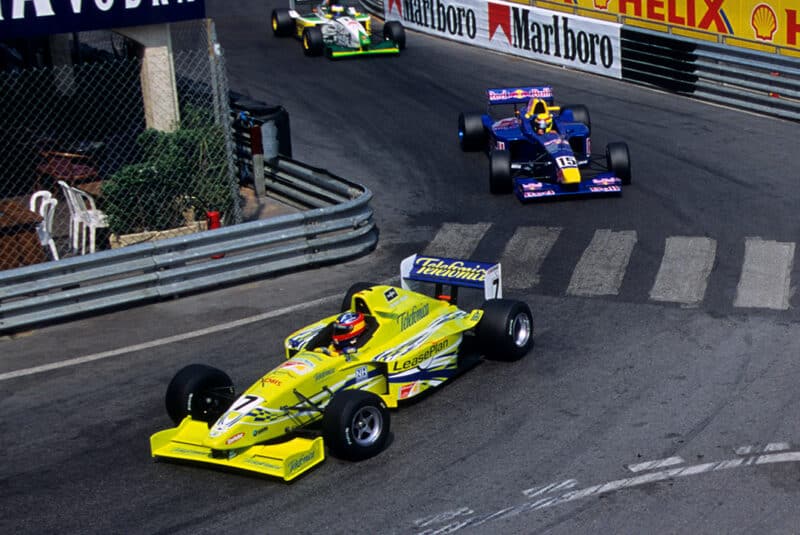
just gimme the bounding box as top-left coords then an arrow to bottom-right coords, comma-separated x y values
534,112 -> 553,134
332,311 -> 367,351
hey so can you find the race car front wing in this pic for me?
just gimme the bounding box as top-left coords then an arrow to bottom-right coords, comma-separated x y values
514,173 -> 623,202
150,417 -> 325,481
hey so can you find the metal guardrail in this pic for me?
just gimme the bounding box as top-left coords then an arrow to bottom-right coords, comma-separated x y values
0,157 -> 378,333
622,27 -> 800,122
365,0 -> 800,122
359,0 -> 383,16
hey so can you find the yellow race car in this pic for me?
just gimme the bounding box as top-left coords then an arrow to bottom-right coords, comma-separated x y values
150,254 -> 533,480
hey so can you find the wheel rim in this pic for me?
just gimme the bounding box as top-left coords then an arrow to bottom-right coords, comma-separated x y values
511,313 -> 532,348
350,406 -> 383,447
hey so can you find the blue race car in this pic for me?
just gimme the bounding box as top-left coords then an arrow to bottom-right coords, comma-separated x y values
458,86 -> 631,201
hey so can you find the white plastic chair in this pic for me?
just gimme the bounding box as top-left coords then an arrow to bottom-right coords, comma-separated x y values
58,180 -> 84,252
35,197 -> 60,260
29,189 -> 53,214
57,180 -> 108,254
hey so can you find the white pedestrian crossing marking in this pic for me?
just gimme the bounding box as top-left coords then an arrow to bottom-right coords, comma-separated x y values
567,230 -> 637,296
500,226 -> 561,288
419,224 -> 797,312
650,236 -> 717,305
423,222 -> 492,259
734,238 -> 795,310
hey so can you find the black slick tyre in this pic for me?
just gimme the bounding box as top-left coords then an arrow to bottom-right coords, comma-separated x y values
489,150 -> 512,194
606,141 -> 631,185
476,299 -> 534,361
302,26 -> 324,56
562,105 -> 591,133
271,9 -> 294,37
458,112 -> 485,152
323,390 -> 390,461
383,21 -> 406,50
165,364 -> 235,425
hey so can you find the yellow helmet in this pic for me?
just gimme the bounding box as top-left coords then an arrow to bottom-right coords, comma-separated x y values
524,98 -> 547,119
534,112 -> 553,133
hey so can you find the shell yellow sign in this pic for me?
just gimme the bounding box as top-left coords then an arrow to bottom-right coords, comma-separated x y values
577,0 -> 800,49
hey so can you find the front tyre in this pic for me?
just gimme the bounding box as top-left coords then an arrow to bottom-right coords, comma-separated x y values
561,105 -> 591,134
606,141 -> 631,185
165,364 -> 235,425
458,112 -> 486,152
476,299 -> 534,361
489,150 -> 512,194
271,9 -> 294,37
323,390 -> 390,461
383,21 -> 406,50
302,26 -> 324,56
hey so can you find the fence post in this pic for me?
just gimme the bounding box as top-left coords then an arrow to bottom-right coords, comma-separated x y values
249,124 -> 266,197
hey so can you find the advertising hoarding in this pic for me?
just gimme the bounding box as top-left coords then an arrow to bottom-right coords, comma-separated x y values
0,0 -> 206,39
385,0 -> 622,78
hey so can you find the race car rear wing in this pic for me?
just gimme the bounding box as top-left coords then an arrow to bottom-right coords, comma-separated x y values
400,254 -> 502,300
486,85 -> 554,105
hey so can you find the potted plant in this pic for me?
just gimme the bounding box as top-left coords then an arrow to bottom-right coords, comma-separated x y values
103,106 -> 236,247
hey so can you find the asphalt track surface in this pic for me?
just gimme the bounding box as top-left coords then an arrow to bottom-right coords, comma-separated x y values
3,2 -> 800,533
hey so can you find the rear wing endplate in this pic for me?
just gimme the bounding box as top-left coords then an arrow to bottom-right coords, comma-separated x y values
400,254 -> 502,300
487,85 -> 554,105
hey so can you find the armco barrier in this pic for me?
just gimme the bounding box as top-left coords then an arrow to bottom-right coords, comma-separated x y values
622,27 -> 800,122
359,0 -> 800,122
0,157 -> 378,333
360,0 -> 383,16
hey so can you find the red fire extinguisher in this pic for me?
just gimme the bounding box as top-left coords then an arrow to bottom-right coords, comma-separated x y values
206,210 -> 224,259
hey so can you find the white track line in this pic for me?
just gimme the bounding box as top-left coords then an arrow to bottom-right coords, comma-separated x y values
423,222 -> 491,259
416,449 -> 800,533
626,456 -> 685,473
734,238 -> 795,310
522,479 -> 577,498
567,229 -> 637,296
500,226 -> 561,289
0,294 -> 338,382
650,236 -> 716,305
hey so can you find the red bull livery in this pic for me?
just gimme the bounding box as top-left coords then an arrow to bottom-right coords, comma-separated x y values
458,84 -> 632,201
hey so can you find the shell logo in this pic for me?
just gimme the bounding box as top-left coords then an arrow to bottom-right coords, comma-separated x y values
751,4 -> 777,41
594,0 -> 611,10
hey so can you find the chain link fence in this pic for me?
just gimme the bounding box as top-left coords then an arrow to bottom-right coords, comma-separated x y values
0,20 -> 241,270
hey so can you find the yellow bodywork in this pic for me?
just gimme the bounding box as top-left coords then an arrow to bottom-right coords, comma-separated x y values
151,418 -> 324,481
151,285 -> 483,480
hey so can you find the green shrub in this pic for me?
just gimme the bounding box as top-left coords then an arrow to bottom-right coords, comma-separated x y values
103,107 -> 235,235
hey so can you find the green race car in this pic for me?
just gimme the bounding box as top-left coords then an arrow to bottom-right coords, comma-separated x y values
150,254 -> 533,480
271,0 -> 405,58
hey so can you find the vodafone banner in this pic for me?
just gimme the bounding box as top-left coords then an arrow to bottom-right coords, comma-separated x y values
385,0 -> 621,79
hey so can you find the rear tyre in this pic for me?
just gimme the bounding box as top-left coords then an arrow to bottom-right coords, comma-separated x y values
302,26 -> 324,56
165,364 -> 235,425
562,105 -> 591,134
323,390 -> 390,461
476,299 -> 534,361
341,282 -> 375,312
458,112 -> 485,152
271,9 -> 294,37
606,142 -> 631,185
489,150 -> 512,194
383,21 -> 406,50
